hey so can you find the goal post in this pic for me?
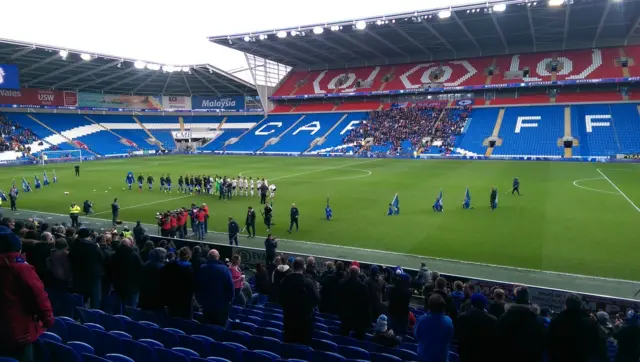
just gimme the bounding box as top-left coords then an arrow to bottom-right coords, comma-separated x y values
40,150 -> 83,165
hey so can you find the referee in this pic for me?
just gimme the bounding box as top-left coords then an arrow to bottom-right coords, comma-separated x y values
74,164 -> 80,177
287,203 -> 299,233
69,202 -> 81,227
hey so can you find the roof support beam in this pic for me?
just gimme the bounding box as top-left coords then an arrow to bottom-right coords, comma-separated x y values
50,60 -> 121,88
624,13 -> 640,45
27,61 -> 84,86
263,42 -> 319,65
161,73 -> 172,94
365,30 -> 410,59
103,71 -> 148,92
21,54 -> 60,72
8,46 -> 35,59
130,72 -> 159,94
490,14 -> 509,53
76,67 -> 136,90
199,68 -> 246,94
181,72 -> 192,95
562,2 -> 571,49
288,40 -> 341,64
391,24 -> 433,59
593,1 -> 612,47
205,64 -> 256,90
421,22 -> 456,56
452,13 -> 481,51
526,4 -> 537,52
313,36 -> 365,62
334,32 -> 387,60
191,69 -> 222,96
244,45 -> 303,67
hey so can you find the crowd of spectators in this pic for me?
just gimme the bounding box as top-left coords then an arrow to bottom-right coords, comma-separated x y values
342,104 -> 470,156
0,112 -> 38,155
0,214 -> 639,362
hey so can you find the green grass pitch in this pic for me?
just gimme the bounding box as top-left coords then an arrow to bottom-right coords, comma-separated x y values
2,155 -> 638,280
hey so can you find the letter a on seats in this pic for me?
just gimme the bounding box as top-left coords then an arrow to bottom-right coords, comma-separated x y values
293,122 -> 321,136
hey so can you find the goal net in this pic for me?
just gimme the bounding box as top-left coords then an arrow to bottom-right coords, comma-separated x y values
40,150 -> 83,165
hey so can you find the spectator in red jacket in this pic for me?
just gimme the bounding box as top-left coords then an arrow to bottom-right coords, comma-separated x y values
0,226 -> 54,362
177,210 -> 187,239
170,212 -> 178,238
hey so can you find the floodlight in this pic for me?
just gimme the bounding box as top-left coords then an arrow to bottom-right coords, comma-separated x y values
493,4 -> 506,12
162,65 -> 177,72
313,26 -> 324,34
259,34 -> 268,40
181,66 -> 190,72
134,60 -> 146,69
291,30 -> 299,36
80,53 -> 92,61
438,10 -> 452,19
59,50 -> 69,59
243,35 -> 251,42
276,31 -> 287,38
355,20 -> 367,30
548,0 -> 564,5
146,63 -> 160,71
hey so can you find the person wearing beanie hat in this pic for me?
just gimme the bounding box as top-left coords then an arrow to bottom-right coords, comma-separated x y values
0,226 -> 54,361
457,292 -> 498,362
372,314 -> 402,348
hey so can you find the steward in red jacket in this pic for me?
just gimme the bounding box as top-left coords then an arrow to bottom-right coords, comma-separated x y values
0,226 -> 54,361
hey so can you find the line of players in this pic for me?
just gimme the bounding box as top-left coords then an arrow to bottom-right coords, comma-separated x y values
125,172 -> 277,199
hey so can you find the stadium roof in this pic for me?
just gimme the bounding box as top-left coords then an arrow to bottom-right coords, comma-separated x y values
0,39 -> 257,96
210,0 -> 640,70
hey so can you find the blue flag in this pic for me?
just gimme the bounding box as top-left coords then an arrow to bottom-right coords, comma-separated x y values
53,169 -> 58,183
34,174 -> 41,189
433,190 -> 443,212
0,189 -> 7,202
325,194 -> 332,220
463,187 -> 471,209
43,171 -> 50,186
387,193 -> 399,215
22,177 -> 32,192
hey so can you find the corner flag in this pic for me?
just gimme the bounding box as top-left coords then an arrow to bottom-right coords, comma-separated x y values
462,187 -> 471,209
43,171 -> 50,186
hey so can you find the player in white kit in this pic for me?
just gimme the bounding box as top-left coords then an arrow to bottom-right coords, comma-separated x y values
250,177 -> 255,197
232,178 -> 238,196
269,183 -> 277,199
256,178 -> 263,198
243,177 -> 249,196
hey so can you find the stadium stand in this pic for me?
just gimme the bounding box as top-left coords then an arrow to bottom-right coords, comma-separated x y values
262,113 -> 344,153
225,114 -> 302,153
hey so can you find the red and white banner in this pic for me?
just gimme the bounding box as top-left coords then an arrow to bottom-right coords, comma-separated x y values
0,88 -> 78,107
162,96 -> 192,110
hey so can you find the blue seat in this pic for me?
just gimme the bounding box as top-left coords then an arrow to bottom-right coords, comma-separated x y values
260,320 -> 283,330
138,339 -> 164,348
449,351 -> 460,362
150,328 -> 179,348
243,309 -> 264,318
100,314 -> 125,331
40,331 -> 63,343
205,358 -> 231,362
314,324 -> 328,332
247,316 -> 263,325
191,358 -> 208,362
338,346 -> 369,360
154,347 -> 189,362
177,335 -> 211,357
192,324 -> 223,341
212,342 -> 242,362
255,327 -> 282,341
235,322 -> 258,334
312,339 -> 338,353
66,322 -> 95,346
164,327 -> 186,335
122,320 -> 149,340
77,308 -> 104,324
0,358 -> 18,362
280,344 -> 312,361
105,354 -> 134,362
82,353 -> 110,362
172,347 -> 199,358
115,315 -> 131,321
121,339 -> 156,362
313,330 -> 333,341
327,326 -> 341,335
313,351 -> 346,362
85,323 -> 107,332
262,313 -> 282,322
331,336 -> 359,348
370,352 -> 402,362
67,341 -> 94,356
389,348 -> 418,361
49,318 -> 69,341
249,336 -> 281,355
223,330 -> 251,346
255,350 -> 280,360
93,329 -> 123,356
241,350 -> 276,362
43,340 -> 81,362
167,318 -> 197,335
399,343 -> 417,353
138,321 -> 159,329
110,331 -> 133,340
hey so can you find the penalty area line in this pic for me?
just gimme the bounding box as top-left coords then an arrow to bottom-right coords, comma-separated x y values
597,169 -> 640,213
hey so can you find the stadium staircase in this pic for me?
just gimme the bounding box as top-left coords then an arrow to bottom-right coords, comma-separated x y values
84,116 -> 142,152
132,116 -> 165,150
26,114 -> 101,156
258,115 -> 306,152
216,117 -> 227,130
308,112 -> 368,154
223,115 -> 267,150
484,108 -> 505,157
178,116 -> 185,131
263,113 -> 346,153
304,113 -> 349,153
563,107 -> 573,158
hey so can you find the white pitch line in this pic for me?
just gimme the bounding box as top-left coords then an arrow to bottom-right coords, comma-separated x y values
268,159 -> 380,182
572,178 -> 619,195
326,168 -> 373,181
92,195 -> 192,216
597,168 -> 640,213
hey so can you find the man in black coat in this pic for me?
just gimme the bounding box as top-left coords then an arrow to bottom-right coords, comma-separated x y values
548,293 -> 603,362
337,265 -> 371,339
497,286 -> 546,362
160,247 -> 195,319
365,265 -> 387,322
138,248 -> 167,313
245,207 -> 256,238
287,203 -> 299,233
111,198 -> 119,227
68,228 -> 104,309
259,183 -> 268,204
457,293 -> 499,362
109,238 -> 143,308
228,217 -> 240,246
320,261 -> 345,314
133,221 -> 146,248
387,274 -> 412,338
280,258 -> 319,346
264,234 -> 278,264
425,277 -> 458,322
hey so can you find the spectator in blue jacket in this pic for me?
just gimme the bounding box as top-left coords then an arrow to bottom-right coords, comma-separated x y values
195,249 -> 234,327
414,293 -> 454,362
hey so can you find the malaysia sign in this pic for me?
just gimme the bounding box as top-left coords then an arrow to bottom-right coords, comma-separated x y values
192,96 -> 245,111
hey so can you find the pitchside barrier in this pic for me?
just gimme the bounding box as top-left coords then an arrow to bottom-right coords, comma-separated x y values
150,235 -> 640,315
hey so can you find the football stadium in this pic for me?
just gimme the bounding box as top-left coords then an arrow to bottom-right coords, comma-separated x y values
1,0 -> 640,361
